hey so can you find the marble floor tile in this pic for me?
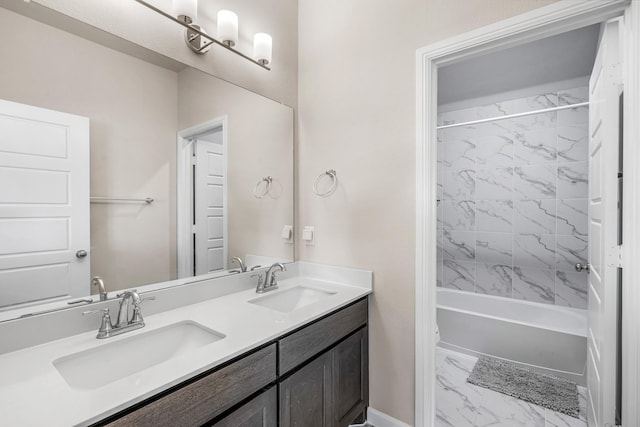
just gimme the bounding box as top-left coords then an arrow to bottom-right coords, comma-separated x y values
545,409 -> 587,427
436,351 -> 485,427
473,388 -> 546,427
436,349 -> 588,427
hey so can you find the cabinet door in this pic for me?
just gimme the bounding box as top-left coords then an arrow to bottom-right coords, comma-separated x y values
279,352 -> 333,427
102,344 -> 276,427
212,387 -> 277,427
332,327 -> 368,427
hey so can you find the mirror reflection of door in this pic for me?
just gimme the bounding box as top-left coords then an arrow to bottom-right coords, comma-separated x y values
191,128 -> 227,276
0,99 -> 90,309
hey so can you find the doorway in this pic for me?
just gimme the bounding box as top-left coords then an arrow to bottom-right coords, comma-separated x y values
176,117 -> 228,279
415,1 -> 640,426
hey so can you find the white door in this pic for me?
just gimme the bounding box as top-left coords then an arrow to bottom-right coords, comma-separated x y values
193,134 -> 226,275
587,19 -> 623,427
0,99 -> 90,309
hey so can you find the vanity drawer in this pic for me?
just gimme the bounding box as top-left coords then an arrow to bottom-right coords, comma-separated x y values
211,386 -> 277,427
279,298 -> 367,374
104,344 -> 277,427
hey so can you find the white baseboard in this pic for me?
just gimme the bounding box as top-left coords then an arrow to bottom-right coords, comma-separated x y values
366,407 -> 412,427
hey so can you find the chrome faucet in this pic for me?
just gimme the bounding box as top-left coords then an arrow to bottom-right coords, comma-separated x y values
255,263 -> 286,294
116,290 -> 142,328
231,256 -> 247,273
83,290 -> 155,339
91,276 -> 108,301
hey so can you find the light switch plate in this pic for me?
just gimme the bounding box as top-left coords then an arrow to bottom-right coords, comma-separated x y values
281,225 -> 293,243
302,226 -> 314,245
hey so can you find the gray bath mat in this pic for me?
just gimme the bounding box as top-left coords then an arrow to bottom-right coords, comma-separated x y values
467,356 -> 579,418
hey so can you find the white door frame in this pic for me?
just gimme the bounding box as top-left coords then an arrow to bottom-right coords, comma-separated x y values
415,1 -> 640,426
176,116 -> 228,279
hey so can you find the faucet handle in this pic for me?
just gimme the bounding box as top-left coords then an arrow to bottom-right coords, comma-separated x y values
250,265 -> 262,271
83,308 -> 113,337
131,296 -> 155,323
251,273 -> 265,287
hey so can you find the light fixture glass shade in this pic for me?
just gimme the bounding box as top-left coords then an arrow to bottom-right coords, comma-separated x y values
253,33 -> 272,65
173,0 -> 197,22
217,10 -> 238,47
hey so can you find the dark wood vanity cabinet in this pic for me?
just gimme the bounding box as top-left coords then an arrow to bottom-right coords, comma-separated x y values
96,297 -> 368,427
100,344 -> 277,427
331,327 -> 369,426
280,326 -> 368,427
213,387 -> 278,427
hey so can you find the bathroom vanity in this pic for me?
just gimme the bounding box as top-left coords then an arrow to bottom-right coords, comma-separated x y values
0,262 -> 371,427
98,298 -> 368,427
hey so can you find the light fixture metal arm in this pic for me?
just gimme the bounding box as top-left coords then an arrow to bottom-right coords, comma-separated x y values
132,0 -> 271,70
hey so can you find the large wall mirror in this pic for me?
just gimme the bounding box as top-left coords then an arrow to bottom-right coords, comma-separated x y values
0,4 -> 294,319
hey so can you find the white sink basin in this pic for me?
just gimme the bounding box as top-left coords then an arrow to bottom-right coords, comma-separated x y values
53,321 -> 225,389
249,286 -> 336,313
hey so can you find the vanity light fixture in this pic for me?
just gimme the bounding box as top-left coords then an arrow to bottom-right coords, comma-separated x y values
217,10 -> 238,47
173,0 -> 197,24
132,0 -> 272,70
253,33 -> 273,66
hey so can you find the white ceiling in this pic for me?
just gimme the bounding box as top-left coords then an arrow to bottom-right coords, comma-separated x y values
438,24 -> 600,105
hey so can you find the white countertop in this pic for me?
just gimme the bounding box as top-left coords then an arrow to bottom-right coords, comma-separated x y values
0,264 -> 372,427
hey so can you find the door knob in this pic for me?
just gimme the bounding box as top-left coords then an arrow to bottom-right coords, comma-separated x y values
76,250 -> 88,259
575,262 -> 590,273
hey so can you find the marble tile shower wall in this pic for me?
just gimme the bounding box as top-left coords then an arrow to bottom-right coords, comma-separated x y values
436,87 -> 589,309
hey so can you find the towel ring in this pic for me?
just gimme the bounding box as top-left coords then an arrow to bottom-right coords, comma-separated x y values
254,176 -> 273,198
313,169 -> 338,197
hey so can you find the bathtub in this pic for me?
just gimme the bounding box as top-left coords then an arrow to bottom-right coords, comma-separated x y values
437,288 -> 588,385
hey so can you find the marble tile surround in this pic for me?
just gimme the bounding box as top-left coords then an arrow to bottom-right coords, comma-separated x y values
437,87 -> 589,309
436,348 -> 588,427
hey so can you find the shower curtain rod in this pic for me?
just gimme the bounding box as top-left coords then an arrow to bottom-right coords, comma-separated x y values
436,101 -> 589,130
